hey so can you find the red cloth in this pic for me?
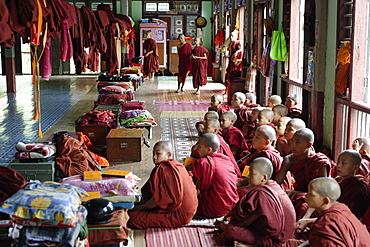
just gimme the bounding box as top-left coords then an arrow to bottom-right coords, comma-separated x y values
0,166 -> 26,204
309,202 -> 369,246
193,153 -> 239,218
192,45 -> 209,88
128,159 -> 198,228
234,106 -> 249,131
289,152 -> 332,192
221,180 -> 296,246
226,41 -> 241,81
222,127 -> 248,161
287,107 -> 302,118
143,38 -> 159,77
337,175 -> 370,219
208,105 -> 231,118
245,104 -> 261,115
358,155 -> 370,180
177,42 -> 192,83
361,207 -> 370,233
214,29 -> 225,47
0,0 -> 14,48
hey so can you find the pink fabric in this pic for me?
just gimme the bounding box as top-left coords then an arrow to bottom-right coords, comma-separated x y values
193,153 -> 239,218
40,41 -> 52,80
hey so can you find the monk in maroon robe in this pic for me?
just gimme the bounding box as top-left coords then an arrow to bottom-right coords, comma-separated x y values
292,178 -> 369,247
176,34 -> 192,92
208,94 -> 230,117
217,158 -> 296,246
226,40 -> 242,81
275,128 -> 332,218
352,137 -> 370,180
192,134 -> 239,218
143,30 -> 159,80
220,111 -> 248,161
285,94 -> 302,118
191,37 -> 209,95
358,154 -> 370,179
128,141 -> 198,228
231,92 -> 249,134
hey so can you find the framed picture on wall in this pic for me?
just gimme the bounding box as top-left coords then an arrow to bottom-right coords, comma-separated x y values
156,30 -> 165,41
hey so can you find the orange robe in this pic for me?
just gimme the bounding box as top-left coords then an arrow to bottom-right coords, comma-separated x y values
193,153 -> 239,218
128,159 -> 198,228
220,180 -> 296,246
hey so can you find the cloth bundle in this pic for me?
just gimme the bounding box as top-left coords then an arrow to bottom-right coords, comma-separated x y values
14,142 -> 56,160
119,110 -> 154,126
75,109 -> 117,129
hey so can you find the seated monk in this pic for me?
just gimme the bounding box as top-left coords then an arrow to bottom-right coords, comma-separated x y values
231,92 -> 249,136
267,95 -> 282,108
352,137 -> 370,180
192,133 -> 239,218
238,125 -> 292,192
277,118 -> 306,157
287,177 -> 369,246
244,92 -> 260,114
127,141 -> 198,228
195,111 -> 219,136
275,128 -> 332,218
272,104 -> 289,124
191,119 -> 241,177
208,94 -> 230,117
217,157 -> 296,246
220,111 -> 249,161
276,116 -> 291,144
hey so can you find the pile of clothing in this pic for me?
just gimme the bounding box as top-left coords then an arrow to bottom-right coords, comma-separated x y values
0,181 -> 88,247
75,109 -> 117,129
14,142 -> 56,162
119,109 -> 156,126
96,85 -> 134,104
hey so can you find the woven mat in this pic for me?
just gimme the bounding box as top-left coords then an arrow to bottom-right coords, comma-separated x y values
160,111 -> 206,118
145,227 -> 231,247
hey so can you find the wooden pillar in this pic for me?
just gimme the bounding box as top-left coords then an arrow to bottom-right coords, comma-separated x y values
4,46 -> 16,93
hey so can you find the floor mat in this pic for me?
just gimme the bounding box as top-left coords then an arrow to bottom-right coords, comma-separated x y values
145,227 -> 232,247
160,111 -> 206,118
160,118 -> 200,161
154,100 -> 210,112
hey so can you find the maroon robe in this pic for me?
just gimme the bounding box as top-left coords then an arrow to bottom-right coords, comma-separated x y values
192,45 -> 209,88
177,42 -> 192,83
128,159 -> 198,228
143,38 -> 159,77
245,103 -> 261,115
0,0 -> 14,48
357,154 -> 370,180
337,175 -> 370,219
222,126 -> 248,161
0,166 -> 26,204
208,105 -> 231,118
193,153 -> 239,218
234,106 -> 249,131
309,202 -> 369,246
287,107 -> 302,118
220,180 -> 296,246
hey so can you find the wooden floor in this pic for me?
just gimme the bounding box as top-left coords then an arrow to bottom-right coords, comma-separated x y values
35,75 -> 226,246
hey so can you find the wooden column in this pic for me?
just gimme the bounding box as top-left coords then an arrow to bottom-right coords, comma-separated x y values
4,46 -> 16,93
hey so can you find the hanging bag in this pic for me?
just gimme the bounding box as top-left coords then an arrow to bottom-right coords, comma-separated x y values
270,25 -> 287,61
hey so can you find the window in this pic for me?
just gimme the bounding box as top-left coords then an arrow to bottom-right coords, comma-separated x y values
145,3 -> 157,12
21,38 -> 31,75
158,3 -> 169,12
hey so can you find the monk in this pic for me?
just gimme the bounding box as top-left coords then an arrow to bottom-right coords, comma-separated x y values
195,111 -> 219,136
277,118 -> 306,157
285,94 -> 302,118
220,111 -> 248,161
352,137 -> 370,179
256,108 -> 275,129
225,30 -> 241,82
275,128 -> 332,218
276,116 -> 291,144
217,157 -> 296,246
272,104 -> 289,124
208,94 -> 230,117
244,92 -> 260,114
192,37 -> 209,95
192,133 -> 239,218
191,119 -> 241,177
176,34 -> 192,93
231,92 -> 249,135
291,177 -> 369,246
267,95 -> 282,108
143,30 -> 159,81
127,141 -> 198,228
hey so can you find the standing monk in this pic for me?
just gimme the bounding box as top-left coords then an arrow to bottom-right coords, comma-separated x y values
143,30 -> 159,81
192,37 -> 209,95
127,141 -> 198,229
176,34 -> 192,93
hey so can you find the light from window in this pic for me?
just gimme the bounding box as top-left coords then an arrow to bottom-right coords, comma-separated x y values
364,3 -> 370,104
158,3 -> 169,12
146,3 -> 157,12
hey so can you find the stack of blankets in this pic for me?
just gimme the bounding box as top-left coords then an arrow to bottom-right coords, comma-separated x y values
14,142 -> 56,161
0,181 -> 88,247
96,85 -> 134,104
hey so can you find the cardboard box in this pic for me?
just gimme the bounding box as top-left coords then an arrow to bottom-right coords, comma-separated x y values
9,160 -> 55,182
106,129 -> 143,162
75,125 -> 109,146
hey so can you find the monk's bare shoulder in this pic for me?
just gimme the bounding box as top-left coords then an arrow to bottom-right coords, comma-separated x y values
282,154 -> 298,169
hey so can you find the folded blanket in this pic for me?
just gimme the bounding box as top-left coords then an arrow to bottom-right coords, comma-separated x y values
15,142 -> 56,158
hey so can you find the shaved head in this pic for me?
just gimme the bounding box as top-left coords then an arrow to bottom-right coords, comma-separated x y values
256,125 -> 276,142
204,111 -> 219,120
310,177 -> 341,203
294,128 -> 315,144
204,119 -> 221,131
288,118 -> 306,130
212,94 -> 224,103
339,150 -> 362,166
245,92 -> 257,103
269,95 -> 282,105
273,104 -> 289,116
250,157 -> 273,180
222,111 -> 237,122
260,109 -> 274,121
199,133 -> 220,152
234,92 -> 246,102
355,137 -> 370,153
154,141 -> 172,153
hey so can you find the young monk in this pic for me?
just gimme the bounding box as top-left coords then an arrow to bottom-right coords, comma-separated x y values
220,111 -> 248,161
192,133 -> 239,218
231,92 -> 249,135
275,128 -> 332,217
191,119 -> 241,177
208,94 -> 230,117
192,37 -> 209,95
127,141 -> 198,228
285,94 -> 302,118
256,108 -> 275,129
176,34 -> 192,93
352,137 -> 370,179
272,104 -> 289,124
267,95 -> 282,108
276,116 -> 291,143
292,178 -> 369,246
195,111 -> 219,136
244,92 -> 260,114
277,118 -> 306,157
217,157 -> 296,246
